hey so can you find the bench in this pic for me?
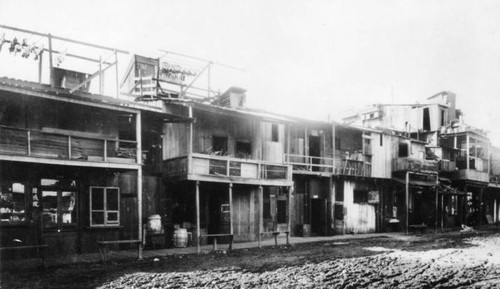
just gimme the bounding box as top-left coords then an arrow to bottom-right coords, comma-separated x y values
408,224 -> 427,235
0,244 -> 48,269
259,231 -> 290,248
199,234 -> 234,251
96,240 -> 142,263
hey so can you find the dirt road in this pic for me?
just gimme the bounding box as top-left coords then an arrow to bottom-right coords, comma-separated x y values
2,232 -> 500,288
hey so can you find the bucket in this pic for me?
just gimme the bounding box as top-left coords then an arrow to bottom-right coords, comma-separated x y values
147,214 -> 162,233
173,228 -> 188,248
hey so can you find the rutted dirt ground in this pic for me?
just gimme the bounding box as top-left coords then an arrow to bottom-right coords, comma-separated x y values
2,231 -> 500,288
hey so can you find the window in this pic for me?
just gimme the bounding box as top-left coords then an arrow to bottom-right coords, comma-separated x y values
42,190 -> 77,228
212,136 -> 228,155
398,142 -> 409,157
0,182 -> 26,223
90,187 -> 120,226
423,107 -> 430,131
441,110 -> 446,127
335,181 -> 344,202
353,190 -> 368,204
236,141 -> 251,158
40,178 -> 77,228
380,134 -> 383,146
271,124 -> 279,142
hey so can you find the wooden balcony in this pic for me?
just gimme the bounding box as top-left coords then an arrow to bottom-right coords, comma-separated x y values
454,169 -> 489,183
164,153 -> 292,186
0,125 -> 139,168
392,157 -> 439,173
438,159 -> 456,172
284,154 -> 372,177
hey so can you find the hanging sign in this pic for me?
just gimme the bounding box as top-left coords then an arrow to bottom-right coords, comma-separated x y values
159,61 -> 197,84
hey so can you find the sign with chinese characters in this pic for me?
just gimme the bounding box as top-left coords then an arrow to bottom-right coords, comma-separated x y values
159,62 -> 197,84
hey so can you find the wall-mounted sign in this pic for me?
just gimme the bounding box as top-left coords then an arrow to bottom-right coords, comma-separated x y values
159,61 -> 197,84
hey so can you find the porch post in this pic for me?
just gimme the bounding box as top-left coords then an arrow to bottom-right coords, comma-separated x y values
405,171 -> 409,235
435,186 -> 438,234
258,185 -> 263,248
479,187 -> 484,226
229,183 -> 233,235
136,111 -> 143,259
441,194 -> 444,232
196,181 -> 200,254
137,166 -> 143,259
188,106 -> 193,155
288,186 -> 293,234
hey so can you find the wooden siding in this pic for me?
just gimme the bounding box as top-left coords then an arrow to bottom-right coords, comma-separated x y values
370,133 -> 393,178
163,123 -> 188,159
342,181 -> 377,234
232,186 -> 258,242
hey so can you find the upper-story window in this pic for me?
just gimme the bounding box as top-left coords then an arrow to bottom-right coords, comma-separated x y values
212,136 -> 228,156
398,142 -> 409,157
236,141 -> 251,159
271,124 -> 279,142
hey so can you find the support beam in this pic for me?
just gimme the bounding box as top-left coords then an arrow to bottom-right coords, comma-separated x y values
48,34 -> 54,87
288,186 -> 293,236
229,183 -> 233,235
435,187 -> 438,234
258,186 -> 263,248
188,106 -> 194,155
196,181 -> 201,254
137,167 -> 143,260
405,171 -> 409,235
441,194 -> 444,232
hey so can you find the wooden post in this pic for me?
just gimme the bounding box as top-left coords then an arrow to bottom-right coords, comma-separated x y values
479,187 -> 484,226
331,178 -> 336,234
466,135 -> 470,170
441,194 -> 444,232
68,136 -> 72,159
288,186 -> 292,235
27,131 -> 31,156
435,186 -> 438,234
103,140 -> 107,162
137,166 -> 143,260
258,186 -> 263,248
114,49 -> 119,98
136,111 -> 142,165
38,51 -> 43,84
48,34 -> 54,87
196,181 -> 200,254
99,56 -> 103,95
188,106 -> 193,155
229,183 -> 233,235
405,171 -> 409,235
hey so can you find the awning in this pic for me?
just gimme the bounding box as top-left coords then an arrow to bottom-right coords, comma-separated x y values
393,177 -> 437,187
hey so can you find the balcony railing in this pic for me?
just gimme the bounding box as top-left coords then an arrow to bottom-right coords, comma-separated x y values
438,159 -> 456,172
284,153 -> 372,177
164,153 -> 291,181
0,125 -> 138,164
392,157 -> 439,173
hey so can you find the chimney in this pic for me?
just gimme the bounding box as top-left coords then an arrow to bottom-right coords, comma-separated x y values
216,87 -> 247,108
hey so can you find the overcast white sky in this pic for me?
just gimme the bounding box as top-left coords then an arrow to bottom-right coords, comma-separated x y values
2,0 -> 500,144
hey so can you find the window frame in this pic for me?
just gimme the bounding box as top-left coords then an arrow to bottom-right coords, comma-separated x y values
89,186 -> 120,227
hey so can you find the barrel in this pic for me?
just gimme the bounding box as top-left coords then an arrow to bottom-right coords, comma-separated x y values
173,228 -> 188,247
147,214 -> 162,233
